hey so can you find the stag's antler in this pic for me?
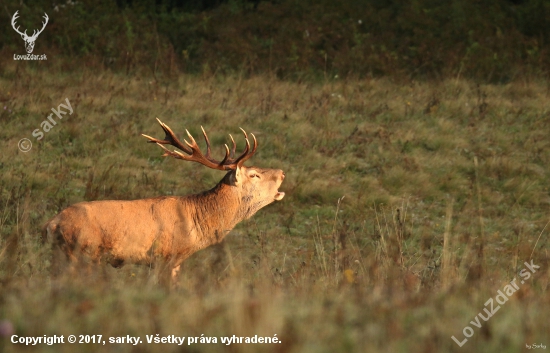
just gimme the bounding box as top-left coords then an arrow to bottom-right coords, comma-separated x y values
11,11 -> 25,37
142,118 -> 257,171
11,11 -> 49,40
31,13 -> 49,40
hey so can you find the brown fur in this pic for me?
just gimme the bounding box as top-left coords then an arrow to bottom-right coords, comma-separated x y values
43,165 -> 285,280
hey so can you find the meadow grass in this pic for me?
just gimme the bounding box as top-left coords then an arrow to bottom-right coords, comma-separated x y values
0,63 -> 549,352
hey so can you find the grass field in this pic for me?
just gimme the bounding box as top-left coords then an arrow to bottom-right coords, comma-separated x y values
1,62 -> 549,352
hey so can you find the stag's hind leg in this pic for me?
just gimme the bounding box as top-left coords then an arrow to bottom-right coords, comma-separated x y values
51,243 -> 78,277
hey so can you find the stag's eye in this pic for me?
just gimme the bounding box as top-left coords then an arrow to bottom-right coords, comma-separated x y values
250,173 -> 260,178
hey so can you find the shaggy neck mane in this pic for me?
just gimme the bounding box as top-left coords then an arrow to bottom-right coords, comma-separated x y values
184,179 -> 244,246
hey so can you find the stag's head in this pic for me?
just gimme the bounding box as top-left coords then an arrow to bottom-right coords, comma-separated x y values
223,165 -> 285,218
142,119 -> 285,217
11,11 -> 49,53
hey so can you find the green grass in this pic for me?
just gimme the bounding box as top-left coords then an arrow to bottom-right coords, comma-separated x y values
0,63 -> 549,353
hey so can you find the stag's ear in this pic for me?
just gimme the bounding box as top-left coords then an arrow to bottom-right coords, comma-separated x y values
234,166 -> 244,184
226,167 -> 242,186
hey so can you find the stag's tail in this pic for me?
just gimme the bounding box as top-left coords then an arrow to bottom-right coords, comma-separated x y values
41,217 -> 60,244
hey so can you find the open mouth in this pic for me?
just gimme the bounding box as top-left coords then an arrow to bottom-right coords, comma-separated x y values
275,172 -> 285,201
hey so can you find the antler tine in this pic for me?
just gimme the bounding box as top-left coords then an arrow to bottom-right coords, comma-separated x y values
240,127 -> 248,139
219,144 -> 231,165
238,128 -> 258,155
154,142 -> 187,159
200,126 -> 213,158
11,10 -> 19,24
198,126 -> 233,164
142,131 -> 192,155
11,11 -> 25,36
233,128 -> 258,166
36,13 -> 49,36
228,134 -> 237,159
242,133 -> 257,166
184,129 -> 197,148
142,118 -> 193,154
250,133 -> 258,155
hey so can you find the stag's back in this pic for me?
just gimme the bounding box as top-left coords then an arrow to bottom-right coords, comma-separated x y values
43,196 -> 203,264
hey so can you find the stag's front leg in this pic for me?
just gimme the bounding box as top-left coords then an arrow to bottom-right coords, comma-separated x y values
171,265 -> 181,281
156,259 -> 182,289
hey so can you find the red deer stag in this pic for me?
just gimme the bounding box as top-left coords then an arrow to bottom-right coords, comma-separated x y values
43,119 -> 285,281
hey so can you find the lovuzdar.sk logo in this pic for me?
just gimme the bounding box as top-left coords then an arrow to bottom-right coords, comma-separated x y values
11,10 -> 48,61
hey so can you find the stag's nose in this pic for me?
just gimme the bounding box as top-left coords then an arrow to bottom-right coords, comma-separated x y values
281,171 -> 285,180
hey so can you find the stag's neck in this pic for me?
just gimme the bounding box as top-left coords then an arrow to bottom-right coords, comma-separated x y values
184,181 -> 246,248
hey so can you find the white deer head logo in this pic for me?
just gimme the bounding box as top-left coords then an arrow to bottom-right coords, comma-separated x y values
11,11 -> 49,54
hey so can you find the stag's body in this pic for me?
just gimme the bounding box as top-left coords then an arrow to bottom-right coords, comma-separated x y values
43,119 -> 285,281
